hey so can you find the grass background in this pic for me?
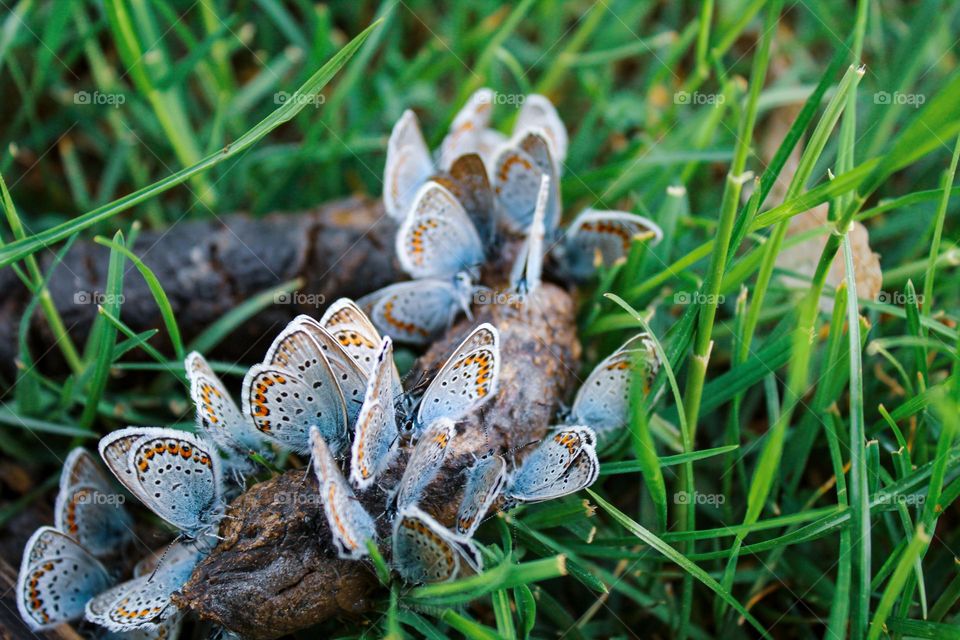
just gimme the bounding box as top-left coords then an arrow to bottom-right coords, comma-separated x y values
1,0 -> 960,638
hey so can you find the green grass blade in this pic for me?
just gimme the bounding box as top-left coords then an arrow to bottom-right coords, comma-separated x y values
0,19 -> 382,268
80,230 -> 126,429
94,235 -> 184,361
587,489 -> 771,639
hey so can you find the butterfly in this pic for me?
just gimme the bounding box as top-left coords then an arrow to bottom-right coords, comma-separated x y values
357,275 -> 475,346
84,543 -> 201,633
310,427 -> 377,559
504,426 -> 599,505
569,334 -> 661,439
509,174 -> 551,300
17,526 -> 112,630
186,352 -> 263,476
99,427 -> 224,538
493,128 -> 562,234
454,453 -> 507,536
405,323 -> 500,438
319,298 -> 388,376
54,447 -> 133,557
242,321 -> 349,455
433,153 -> 498,246
514,94 -> 569,166
266,315 -> 368,426
394,417 -> 456,511
383,109 -> 435,221
441,89 -> 568,174
350,337 -> 401,490
384,89 -> 499,221
396,180 -> 486,281
392,505 -> 483,584
557,210 -> 663,280
437,88 -> 502,170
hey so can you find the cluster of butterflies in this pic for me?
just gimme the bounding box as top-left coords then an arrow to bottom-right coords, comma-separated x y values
17,446 -> 200,637
358,87 -> 665,346
17,90 -> 667,637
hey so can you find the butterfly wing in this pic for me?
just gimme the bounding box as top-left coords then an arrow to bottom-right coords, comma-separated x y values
570,334 -> 660,436
320,298 -> 384,376
438,88 -> 495,169
562,210 -> 664,279
517,129 -> 561,233
384,109 -> 434,221
434,153 -> 496,245
17,526 -> 111,630
99,428 -> 223,535
392,505 -> 482,584
396,182 -> 485,280
358,279 -> 470,346
515,94 -> 569,164
505,426 -> 599,503
310,428 -> 377,559
54,448 -> 133,557
509,175 -> 550,298
242,364 -> 348,455
284,316 -> 368,426
396,418 -> 456,510
186,352 -> 262,466
85,547 -> 198,632
350,338 -> 400,490
455,454 -> 507,535
416,323 -> 500,429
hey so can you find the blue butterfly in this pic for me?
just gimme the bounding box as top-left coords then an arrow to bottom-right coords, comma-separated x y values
99,427 -> 224,539
17,526 -> 111,630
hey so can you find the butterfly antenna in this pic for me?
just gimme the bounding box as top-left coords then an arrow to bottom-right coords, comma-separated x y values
147,533 -> 184,582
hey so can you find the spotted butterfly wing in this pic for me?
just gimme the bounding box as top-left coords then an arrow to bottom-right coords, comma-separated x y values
515,94 -> 569,164
434,153 -> 497,245
84,545 -> 199,632
562,210 -> 663,280
505,426 -> 599,503
358,278 -> 473,346
509,174 -> 550,299
310,428 -> 377,559
415,323 -> 500,431
395,418 -> 456,510
54,448 -> 133,557
286,316 -> 368,426
350,337 -> 400,489
186,352 -> 262,473
570,334 -> 660,437
455,453 -> 507,535
396,181 -> 485,280
242,364 -> 348,455
320,298 -> 385,376
392,505 -> 482,584
99,427 -> 223,536
384,109 -> 434,221
17,526 -> 111,630
438,88 -> 495,170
